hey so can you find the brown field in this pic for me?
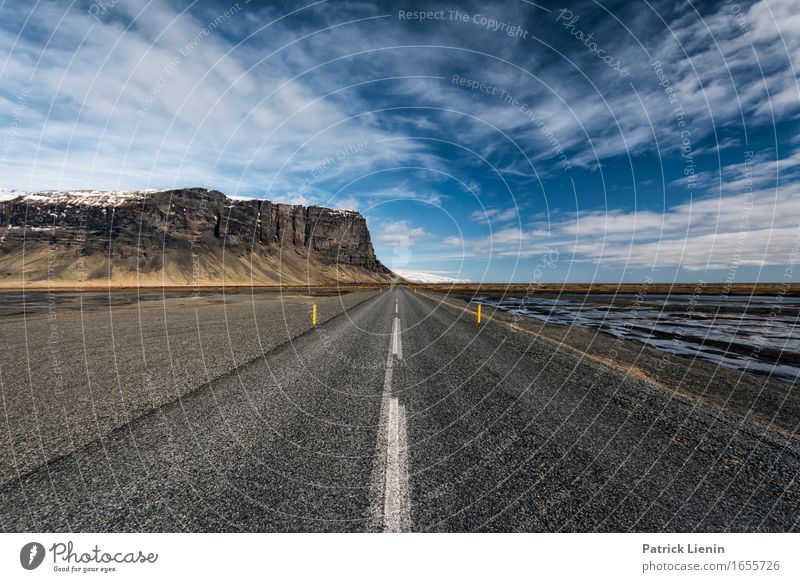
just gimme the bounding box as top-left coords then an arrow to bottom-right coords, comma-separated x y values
0,282 -> 394,293
3,280 -> 798,296
408,282 -> 800,297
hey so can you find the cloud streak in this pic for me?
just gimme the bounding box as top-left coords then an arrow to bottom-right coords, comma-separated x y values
0,0 -> 797,280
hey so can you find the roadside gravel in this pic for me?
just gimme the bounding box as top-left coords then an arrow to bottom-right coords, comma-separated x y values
0,289 -> 378,484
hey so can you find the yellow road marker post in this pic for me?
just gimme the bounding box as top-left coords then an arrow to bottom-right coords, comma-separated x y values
312,303 -> 317,326
477,303 -> 482,325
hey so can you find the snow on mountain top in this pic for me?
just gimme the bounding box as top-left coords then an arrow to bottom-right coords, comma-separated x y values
394,270 -> 471,284
0,189 -> 27,202
0,188 -> 362,215
322,207 -> 360,216
0,189 -> 168,207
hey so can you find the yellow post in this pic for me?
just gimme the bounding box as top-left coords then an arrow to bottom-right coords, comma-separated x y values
312,304 -> 317,326
477,303 -> 482,325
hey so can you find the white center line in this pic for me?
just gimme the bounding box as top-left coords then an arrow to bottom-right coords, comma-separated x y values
370,310 -> 410,532
391,316 -> 403,360
383,395 -> 409,532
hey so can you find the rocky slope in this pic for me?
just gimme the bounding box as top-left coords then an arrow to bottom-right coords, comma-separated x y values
0,188 -> 394,287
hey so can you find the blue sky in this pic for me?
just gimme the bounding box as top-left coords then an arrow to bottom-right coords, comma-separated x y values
1,0 -> 799,283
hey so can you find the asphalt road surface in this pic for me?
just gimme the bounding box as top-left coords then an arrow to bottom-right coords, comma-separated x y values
2,287 -> 799,532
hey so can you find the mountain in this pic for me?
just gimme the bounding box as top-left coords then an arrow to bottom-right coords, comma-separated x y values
0,188 -> 395,287
394,270 -> 471,284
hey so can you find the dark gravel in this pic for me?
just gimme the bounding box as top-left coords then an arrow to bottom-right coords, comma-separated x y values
0,289 -> 378,485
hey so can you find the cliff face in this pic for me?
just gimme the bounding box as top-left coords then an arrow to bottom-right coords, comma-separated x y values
0,188 -> 393,287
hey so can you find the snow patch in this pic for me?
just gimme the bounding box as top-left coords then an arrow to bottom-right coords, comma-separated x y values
19,189 -> 166,207
394,270 -> 470,283
0,188 -> 27,201
324,207 -> 360,216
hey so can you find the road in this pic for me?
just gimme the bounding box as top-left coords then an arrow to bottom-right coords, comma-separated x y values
2,286 -> 799,532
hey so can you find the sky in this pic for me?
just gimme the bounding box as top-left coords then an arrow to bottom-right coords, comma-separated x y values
1,0 -> 799,283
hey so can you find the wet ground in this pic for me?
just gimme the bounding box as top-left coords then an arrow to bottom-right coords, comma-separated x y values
472,293 -> 800,384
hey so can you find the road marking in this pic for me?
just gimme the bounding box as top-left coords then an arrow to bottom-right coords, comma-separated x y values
391,317 -> 403,360
395,303 -> 398,314
370,314 -> 410,532
383,395 -> 409,532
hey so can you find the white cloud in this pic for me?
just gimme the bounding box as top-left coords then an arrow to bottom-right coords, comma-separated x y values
375,220 -> 429,248
536,150 -> 800,269
374,219 -> 430,271
442,149 -> 800,270
334,196 -> 360,211
269,193 -> 317,207
442,235 -> 464,247
3,0 -> 799,280
469,206 -> 519,224
363,183 -> 446,206
0,2 -> 439,197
